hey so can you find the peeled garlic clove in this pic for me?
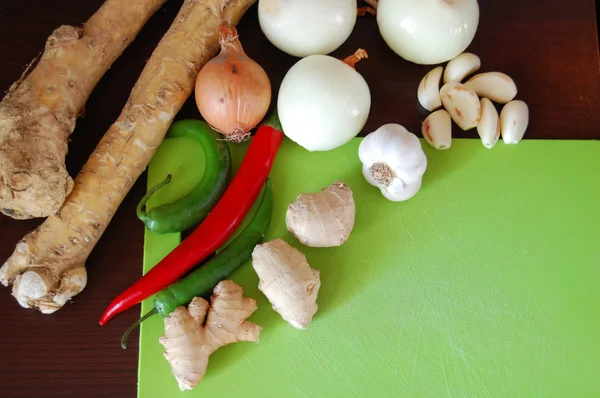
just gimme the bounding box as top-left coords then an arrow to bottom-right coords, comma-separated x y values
422,109 -> 452,150
440,81 -> 481,130
477,98 -> 500,149
417,66 -> 443,111
464,72 -> 517,104
500,100 -> 529,144
443,52 -> 481,84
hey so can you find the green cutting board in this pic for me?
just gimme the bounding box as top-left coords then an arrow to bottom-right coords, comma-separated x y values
138,137 -> 600,397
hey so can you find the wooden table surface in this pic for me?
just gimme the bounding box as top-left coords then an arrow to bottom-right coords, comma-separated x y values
0,1 -> 598,397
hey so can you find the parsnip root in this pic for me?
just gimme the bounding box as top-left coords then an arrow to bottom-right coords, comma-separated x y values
252,239 -> 321,329
159,280 -> 262,391
286,182 -> 356,247
0,0 -> 256,313
0,0 -> 168,219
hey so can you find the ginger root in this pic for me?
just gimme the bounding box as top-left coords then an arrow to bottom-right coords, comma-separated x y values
286,182 -> 356,248
252,239 -> 321,329
159,280 -> 262,391
0,0 -> 168,219
0,0 -> 256,313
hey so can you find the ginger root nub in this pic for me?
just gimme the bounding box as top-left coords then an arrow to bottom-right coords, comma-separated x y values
252,239 -> 321,330
286,181 -> 356,248
159,281 -> 262,391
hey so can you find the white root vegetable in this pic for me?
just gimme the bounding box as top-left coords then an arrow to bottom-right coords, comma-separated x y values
375,0 -> 480,65
440,81 -> 481,130
0,0 -> 168,219
252,239 -> 321,330
0,0 -> 256,314
278,49 -> 371,151
422,109 -> 452,150
500,100 -> 529,144
286,182 -> 355,248
417,66 -> 443,112
443,52 -> 481,84
258,0 -> 357,57
465,72 -> 518,104
358,123 -> 427,202
477,98 -> 500,148
159,281 -> 262,391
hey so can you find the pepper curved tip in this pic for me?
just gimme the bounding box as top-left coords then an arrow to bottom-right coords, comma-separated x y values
99,302 -> 119,326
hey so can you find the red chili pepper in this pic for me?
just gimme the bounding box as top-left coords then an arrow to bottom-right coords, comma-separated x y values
99,114 -> 283,325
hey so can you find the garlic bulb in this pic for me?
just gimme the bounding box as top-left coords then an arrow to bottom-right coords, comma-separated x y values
358,124 -> 427,202
376,0 -> 480,65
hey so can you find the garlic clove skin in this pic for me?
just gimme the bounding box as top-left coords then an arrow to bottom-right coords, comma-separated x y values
464,72 -> 518,104
443,52 -> 481,84
422,109 -> 452,150
417,66 -> 443,111
477,98 -> 500,149
500,100 -> 529,144
440,81 -> 481,130
359,123 -> 427,202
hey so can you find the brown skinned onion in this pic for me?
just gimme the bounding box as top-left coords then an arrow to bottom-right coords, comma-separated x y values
195,24 -> 271,142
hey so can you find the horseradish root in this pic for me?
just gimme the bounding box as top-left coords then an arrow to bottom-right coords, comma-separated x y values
286,182 -> 356,248
159,281 -> 262,391
0,0 -> 167,219
0,0 -> 256,313
252,239 -> 321,330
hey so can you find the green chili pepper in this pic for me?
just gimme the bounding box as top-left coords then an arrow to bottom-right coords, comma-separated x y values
121,179 -> 273,349
137,119 -> 231,234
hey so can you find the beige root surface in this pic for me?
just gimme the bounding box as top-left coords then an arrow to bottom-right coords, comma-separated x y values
252,239 -> 321,330
159,280 -> 262,391
286,182 -> 356,248
0,0 -> 168,219
0,0 -> 256,314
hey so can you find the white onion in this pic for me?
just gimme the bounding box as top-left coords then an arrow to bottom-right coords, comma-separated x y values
376,0 -> 480,65
258,0 -> 357,57
278,53 -> 371,151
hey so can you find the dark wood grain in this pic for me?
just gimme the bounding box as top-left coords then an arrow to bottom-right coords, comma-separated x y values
0,1 -> 598,397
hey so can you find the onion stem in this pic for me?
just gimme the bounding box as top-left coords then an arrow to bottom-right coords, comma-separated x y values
357,7 -> 376,16
343,49 -> 369,69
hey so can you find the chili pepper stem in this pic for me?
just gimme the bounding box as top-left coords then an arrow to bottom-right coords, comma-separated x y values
263,110 -> 282,132
121,307 -> 158,350
136,174 -> 172,220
